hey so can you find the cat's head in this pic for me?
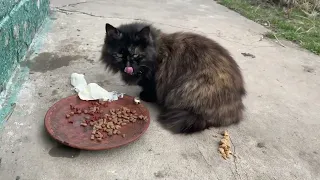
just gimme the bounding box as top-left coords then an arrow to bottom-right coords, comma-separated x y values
101,23 -> 157,84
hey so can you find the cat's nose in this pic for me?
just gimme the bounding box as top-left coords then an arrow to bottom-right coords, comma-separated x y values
126,61 -> 131,67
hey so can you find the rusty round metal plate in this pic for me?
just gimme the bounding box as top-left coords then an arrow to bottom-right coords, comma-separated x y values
44,95 -> 150,151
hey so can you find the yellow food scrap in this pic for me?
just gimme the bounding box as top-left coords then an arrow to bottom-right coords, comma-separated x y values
218,130 -> 232,160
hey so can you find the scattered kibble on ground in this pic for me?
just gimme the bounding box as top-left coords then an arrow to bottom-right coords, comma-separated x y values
219,130 -> 233,160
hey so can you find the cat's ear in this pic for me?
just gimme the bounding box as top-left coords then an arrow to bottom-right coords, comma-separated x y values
105,23 -> 122,39
136,26 -> 151,42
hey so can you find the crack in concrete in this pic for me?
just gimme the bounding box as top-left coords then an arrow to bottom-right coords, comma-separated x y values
53,8 -> 274,50
229,136 -> 249,180
194,141 -> 221,180
53,8 -> 202,32
229,136 -> 242,180
4,103 -> 16,122
59,1 -> 92,8
55,8 -> 105,18
229,166 -> 239,180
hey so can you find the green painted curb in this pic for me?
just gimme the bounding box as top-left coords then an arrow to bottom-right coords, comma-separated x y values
0,0 -> 50,125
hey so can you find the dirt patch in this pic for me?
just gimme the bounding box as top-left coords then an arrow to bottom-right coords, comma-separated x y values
303,65 -> 315,73
48,143 -> 80,158
257,142 -> 266,148
154,170 -> 167,178
23,52 -> 86,72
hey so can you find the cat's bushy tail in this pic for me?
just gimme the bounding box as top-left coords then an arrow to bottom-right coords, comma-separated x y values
158,109 -> 207,134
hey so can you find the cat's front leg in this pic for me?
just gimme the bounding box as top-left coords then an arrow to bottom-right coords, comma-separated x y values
137,66 -> 157,102
138,79 -> 157,102
139,89 -> 157,102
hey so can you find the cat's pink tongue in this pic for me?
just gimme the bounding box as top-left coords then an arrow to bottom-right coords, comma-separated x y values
124,67 -> 133,75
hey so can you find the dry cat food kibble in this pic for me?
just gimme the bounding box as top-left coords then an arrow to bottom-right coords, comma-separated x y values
64,100 -> 148,143
219,130 -> 233,160
133,97 -> 141,104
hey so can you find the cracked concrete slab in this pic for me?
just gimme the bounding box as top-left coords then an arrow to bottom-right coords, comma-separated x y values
1,0 -> 320,180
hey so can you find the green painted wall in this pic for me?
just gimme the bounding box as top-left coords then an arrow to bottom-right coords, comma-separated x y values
0,0 -> 50,123
0,0 -> 49,92
0,0 -> 21,21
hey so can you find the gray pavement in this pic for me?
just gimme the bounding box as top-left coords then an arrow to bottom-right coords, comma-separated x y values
0,0 -> 320,180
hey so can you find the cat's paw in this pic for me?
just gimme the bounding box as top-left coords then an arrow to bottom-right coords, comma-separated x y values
139,91 -> 157,103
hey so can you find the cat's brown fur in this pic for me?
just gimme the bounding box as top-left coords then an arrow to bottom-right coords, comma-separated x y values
155,32 -> 246,132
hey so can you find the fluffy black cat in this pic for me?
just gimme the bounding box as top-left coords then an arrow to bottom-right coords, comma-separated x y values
100,22 -> 246,134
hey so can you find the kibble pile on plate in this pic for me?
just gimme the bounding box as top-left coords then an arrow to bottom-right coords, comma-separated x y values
65,99 -> 147,142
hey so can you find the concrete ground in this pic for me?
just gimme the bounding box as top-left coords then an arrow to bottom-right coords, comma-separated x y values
1,0 -> 320,179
